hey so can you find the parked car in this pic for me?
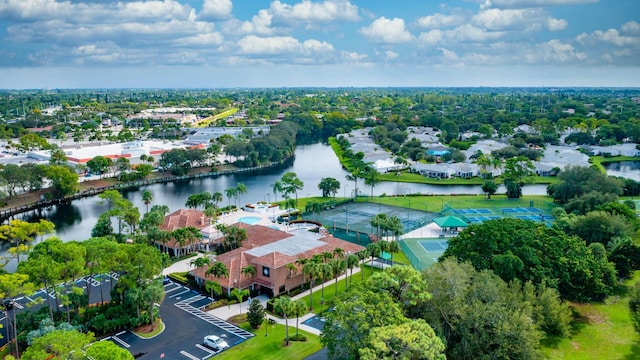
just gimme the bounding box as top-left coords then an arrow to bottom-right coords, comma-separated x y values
203,335 -> 228,351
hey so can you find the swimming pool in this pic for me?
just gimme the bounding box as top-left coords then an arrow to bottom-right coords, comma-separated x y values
238,216 -> 261,225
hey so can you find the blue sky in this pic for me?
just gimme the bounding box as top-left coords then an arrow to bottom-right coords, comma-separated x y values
0,0 -> 638,89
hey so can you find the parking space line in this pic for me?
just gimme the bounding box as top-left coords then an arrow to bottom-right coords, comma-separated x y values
13,302 -> 23,310
110,335 -> 130,348
169,289 -> 191,298
180,350 -> 200,360
196,344 -> 216,355
0,316 -> 6,322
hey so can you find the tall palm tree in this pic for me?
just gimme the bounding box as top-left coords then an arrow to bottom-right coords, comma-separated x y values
371,213 -> 388,241
363,166 -> 381,199
235,183 -> 248,208
141,190 -> 153,213
367,243 -> 381,276
212,191 -> 223,209
241,265 -> 256,290
296,258 -> 309,284
273,297 -> 294,346
190,256 -> 210,271
386,240 -> 400,264
285,263 -> 298,295
319,262 -> 333,304
292,299 -> 308,336
386,216 -> 404,241
225,187 -> 237,210
303,262 -> 318,311
322,251 -> 333,263
331,258 -> 344,296
346,253 -> 359,286
272,181 -> 283,204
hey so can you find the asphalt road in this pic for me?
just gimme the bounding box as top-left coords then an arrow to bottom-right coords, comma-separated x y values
105,280 -> 250,359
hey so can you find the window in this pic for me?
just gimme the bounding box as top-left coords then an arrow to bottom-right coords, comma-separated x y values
262,266 -> 270,277
279,285 -> 286,294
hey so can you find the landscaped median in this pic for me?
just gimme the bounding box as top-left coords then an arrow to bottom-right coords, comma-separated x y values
214,322 -> 322,360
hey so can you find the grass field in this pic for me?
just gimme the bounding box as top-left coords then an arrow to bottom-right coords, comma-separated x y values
541,273 -> 640,359
378,170 -> 559,185
215,323 -> 322,360
371,194 -> 558,214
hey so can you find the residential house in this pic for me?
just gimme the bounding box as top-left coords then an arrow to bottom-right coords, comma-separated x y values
412,163 -> 455,179
448,163 -> 479,178
191,224 -> 364,297
532,161 -> 557,177
157,208 -> 209,256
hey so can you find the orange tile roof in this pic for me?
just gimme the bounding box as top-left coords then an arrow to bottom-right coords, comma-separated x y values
192,224 -> 365,291
159,208 -> 208,231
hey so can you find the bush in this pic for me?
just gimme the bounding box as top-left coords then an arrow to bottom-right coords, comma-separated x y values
290,333 -> 308,342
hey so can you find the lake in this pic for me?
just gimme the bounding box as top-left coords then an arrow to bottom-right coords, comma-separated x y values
1,143 -> 548,271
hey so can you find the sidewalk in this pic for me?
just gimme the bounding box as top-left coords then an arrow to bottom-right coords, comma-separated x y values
206,265 -> 367,336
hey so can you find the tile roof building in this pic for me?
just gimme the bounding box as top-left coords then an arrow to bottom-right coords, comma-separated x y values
191,223 -> 365,297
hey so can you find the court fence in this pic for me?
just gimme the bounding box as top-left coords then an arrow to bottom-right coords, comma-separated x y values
399,239 -> 429,271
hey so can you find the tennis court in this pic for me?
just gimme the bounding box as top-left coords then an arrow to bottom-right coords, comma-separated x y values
320,202 -> 435,236
465,215 -> 502,223
399,238 -> 448,270
450,208 -> 493,215
502,207 -> 543,214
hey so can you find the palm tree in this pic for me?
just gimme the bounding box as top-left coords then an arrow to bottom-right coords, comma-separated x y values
367,243 -> 380,275
285,263 -> 298,295
386,216 -> 404,241
363,166 -> 381,199
142,190 -> 153,213
206,261 -> 229,284
272,181 -> 283,204
346,253 -> 359,286
292,299 -> 308,337
273,297 -> 294,346
371,213 -> 388,241
322,251 -> 333,263
241,265 -> 256,290
212,191 -> 223,209
386,240 -> 400,264
235,183 -> 248,208
319,262 -> 333,304
205,280 -> 222,300
331,258 -> 344,296
333,247 -> 344,260
296,258 -> 309,284
225,187 -> 237,210
190,256 -> 210,271
230,288 -> 250,315
303,262 -> 318,311
304,201 -> 322,221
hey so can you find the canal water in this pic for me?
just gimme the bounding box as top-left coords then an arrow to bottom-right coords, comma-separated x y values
1,142 -> 548,271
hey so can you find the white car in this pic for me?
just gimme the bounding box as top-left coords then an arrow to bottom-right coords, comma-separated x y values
203,335 -> 229,351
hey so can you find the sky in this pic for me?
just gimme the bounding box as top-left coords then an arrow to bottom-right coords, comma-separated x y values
0,0 -> 639,89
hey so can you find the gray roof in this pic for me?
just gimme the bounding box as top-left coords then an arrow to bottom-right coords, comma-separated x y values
245,230 -> 325,257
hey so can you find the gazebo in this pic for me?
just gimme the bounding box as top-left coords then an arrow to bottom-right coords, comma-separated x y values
433,216 -> 468,236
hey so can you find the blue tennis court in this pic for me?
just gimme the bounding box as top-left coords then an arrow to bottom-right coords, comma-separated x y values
451,208 -> 493,215
419,240 -> 449,252
465,215 -> 502,223
503,207 -> 543,214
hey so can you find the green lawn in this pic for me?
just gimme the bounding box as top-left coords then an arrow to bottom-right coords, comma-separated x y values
379,170 -> 559,185
541,273 -> 640,359
371,194 -> 558,213
215,323 -> 322,360
296,265 -> 383,315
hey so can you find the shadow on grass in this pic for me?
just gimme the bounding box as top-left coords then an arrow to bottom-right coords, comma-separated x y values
623,340 -> 640,360
541,307 -> 589,349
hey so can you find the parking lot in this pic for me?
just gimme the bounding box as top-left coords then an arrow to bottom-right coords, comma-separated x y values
2,276 -> 252,359
104,280 -> 253,359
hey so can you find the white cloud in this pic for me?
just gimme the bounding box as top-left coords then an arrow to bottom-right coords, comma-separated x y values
341,51 -> 367,62
578,28 -> 640,47
417,29 -> 444,45
200,0 -> 233,20
533,39 -> 587,63
622,21 -> 640,35
233,9 -> 275,36
546,17 -> 568,31
480,0 -> 598,9
270,0 -> 359,24
383,50 -> 399,60
448,24 -> 504,42
236,35 -> 334,55
175,32 -> 224,46
416,13 -> 466,29
360,17 -> 413,44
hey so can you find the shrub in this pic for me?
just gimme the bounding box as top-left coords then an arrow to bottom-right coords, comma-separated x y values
290,333 -> 308,342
